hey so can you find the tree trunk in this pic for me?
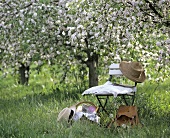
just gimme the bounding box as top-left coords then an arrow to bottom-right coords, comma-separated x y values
87,54 -> 98,88
19,63 -> 30,85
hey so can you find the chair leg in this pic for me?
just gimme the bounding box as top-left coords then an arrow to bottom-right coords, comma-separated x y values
132,93 -> 135,105
122,93 -> 135,105
96,95 -> 110,115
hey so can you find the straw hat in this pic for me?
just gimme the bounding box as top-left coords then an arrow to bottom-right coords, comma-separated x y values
57,106 -> 76,122
119,61 -> 146,83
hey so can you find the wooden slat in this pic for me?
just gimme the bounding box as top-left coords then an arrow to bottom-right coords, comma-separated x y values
109,70 -> 123,75
109,63 -> 120,69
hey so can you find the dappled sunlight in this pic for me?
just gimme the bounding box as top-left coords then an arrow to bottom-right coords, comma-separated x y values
0,73 -> 170,137
0,0 -> 170,137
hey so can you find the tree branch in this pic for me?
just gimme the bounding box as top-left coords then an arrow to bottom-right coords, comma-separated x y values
1,1 -> 35,20
144,0 -> 163,18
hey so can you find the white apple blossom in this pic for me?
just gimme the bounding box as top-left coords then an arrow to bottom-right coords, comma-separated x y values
41,26 -> 46,33
62,31 -> 66,36
33,12 -> 37,17
80,39 -> 85,43
166,39 -> 170,44
56,51 -> 61,55
156,42 -> 161,46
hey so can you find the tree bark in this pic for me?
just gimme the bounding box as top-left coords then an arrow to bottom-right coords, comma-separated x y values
19,63 -> 30,85
87,53 -> 98,88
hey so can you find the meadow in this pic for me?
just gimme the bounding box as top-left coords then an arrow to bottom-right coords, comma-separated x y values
0,66 -> 170,138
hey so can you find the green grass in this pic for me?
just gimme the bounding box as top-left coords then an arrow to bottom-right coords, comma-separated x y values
0,67 -> 170,138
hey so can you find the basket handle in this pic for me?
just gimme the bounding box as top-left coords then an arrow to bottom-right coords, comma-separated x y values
74,101 -> 97,108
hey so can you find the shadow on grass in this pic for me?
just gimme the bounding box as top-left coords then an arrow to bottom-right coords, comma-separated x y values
1,81 -> 170,138
0,85 -> 81,112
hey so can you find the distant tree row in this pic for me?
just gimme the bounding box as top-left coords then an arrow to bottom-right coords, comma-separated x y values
0,0 -> 169,87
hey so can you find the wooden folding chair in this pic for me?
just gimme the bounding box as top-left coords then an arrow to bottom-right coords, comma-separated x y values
82,61 -> 145,115
96,63 -> 137,114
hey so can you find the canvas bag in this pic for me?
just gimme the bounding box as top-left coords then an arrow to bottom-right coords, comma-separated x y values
115,105 -> 139,126
108,105 -> 139,128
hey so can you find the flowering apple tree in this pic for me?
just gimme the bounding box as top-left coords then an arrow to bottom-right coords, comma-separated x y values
0,0 -> 63,84
58,0 -> 170,85
0,0 -> 169,86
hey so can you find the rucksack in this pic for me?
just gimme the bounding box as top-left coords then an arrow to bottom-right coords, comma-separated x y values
108,105 -> 140,128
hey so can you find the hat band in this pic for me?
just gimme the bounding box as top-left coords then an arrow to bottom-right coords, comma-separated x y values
131,71 -> 143,79
129,69 -> 143,78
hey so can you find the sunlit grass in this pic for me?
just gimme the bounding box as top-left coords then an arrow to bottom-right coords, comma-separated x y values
0,67 -> 170,138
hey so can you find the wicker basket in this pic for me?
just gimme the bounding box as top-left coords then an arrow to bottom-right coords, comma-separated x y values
70,101 -> 98,113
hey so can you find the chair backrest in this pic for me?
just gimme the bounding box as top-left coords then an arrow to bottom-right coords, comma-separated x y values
108,63 -> 137,86
109,63 -> 123,76
108,63 -> 122,81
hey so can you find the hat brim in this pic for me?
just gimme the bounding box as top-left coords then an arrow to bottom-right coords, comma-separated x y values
120,61 -> 146,83
57,106 -> 76,121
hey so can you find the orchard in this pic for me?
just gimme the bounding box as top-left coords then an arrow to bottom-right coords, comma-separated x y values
0,0 -> 170,86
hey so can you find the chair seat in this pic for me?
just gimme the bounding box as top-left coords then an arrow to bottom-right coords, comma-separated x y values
82,81 -> 136,97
